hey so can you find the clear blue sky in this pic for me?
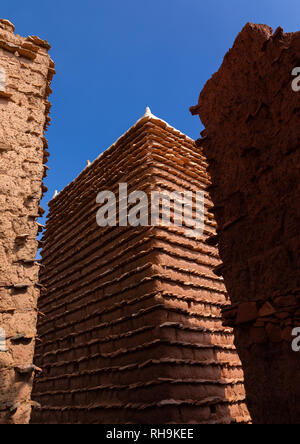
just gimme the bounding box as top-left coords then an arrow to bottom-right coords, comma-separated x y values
2,0 -> 300,217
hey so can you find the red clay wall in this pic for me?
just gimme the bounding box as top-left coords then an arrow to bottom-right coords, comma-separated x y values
0,19 -> 54,424
191,23 -> 300,424
31,114 -> 250,424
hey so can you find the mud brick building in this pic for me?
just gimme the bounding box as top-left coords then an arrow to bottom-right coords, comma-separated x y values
0,19 -> 54,424
31,108 -> 250,424
191,23 -> 300,423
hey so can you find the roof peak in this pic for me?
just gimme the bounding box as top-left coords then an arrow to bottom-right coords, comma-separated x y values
144,106 -> 153,117
50,106 -> 194,203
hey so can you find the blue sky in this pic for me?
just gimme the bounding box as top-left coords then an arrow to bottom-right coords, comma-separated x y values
2,0 -> 300,217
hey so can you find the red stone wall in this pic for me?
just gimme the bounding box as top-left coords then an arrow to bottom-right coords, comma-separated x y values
0,19 -> 54,424
191,23 -> 300,424
31,115 -> 250,424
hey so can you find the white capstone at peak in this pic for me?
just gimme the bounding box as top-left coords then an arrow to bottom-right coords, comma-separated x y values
87,160 -> 91,166
53,190 -> 58,199
144,106 -> 153,117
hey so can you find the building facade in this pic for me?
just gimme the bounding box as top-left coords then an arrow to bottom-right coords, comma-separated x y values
0,19 -> 54,424
191,23 -> 300,424
31,109 -> 250,424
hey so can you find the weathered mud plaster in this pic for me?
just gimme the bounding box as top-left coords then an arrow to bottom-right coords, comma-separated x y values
31,110 -> 250,424
0,19 -> 55,424
191,23 -> 300,424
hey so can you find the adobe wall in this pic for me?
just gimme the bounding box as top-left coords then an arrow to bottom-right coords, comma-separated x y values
191,23 -> 300,423
0,19 -> 54,424
31,113 -> 250,424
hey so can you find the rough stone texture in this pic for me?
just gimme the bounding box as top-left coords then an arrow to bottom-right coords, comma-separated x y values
0,19 -> 54,424
31,112 -> 250,424
191,23 -> 300,424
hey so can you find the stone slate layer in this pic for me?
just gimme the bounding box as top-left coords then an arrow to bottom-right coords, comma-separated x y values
0,19 -> 54,424
31,115 -> 250,424
191,23 -> 300,424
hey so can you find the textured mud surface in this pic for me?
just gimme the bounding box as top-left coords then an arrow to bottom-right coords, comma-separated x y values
0,19 -> 54,424
31,114 -> 250,424
191,23 -> 300,424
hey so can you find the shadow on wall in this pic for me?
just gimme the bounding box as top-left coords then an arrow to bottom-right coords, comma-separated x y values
191,22 -> 300,424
